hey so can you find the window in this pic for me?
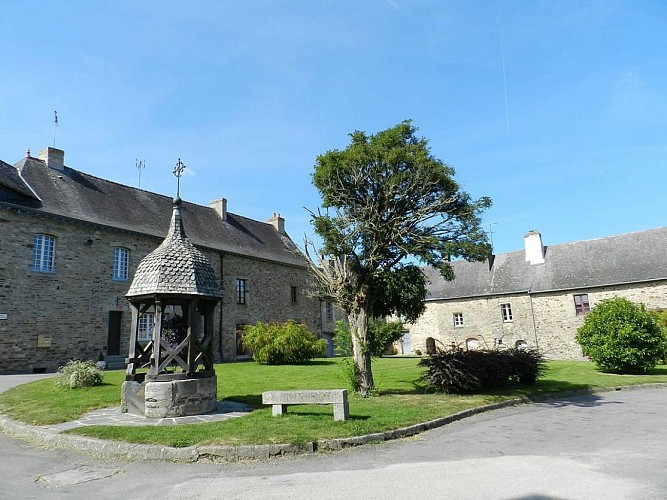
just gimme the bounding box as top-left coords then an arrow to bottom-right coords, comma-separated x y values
453,312 -> 464,327
236,279 -> 247,304
325,301 -> 333,321
515,339 -> 528,350
501,303 -> 513,322
466,337 -> 480,350
112,247 -> 129,281
574,294 -> 590,316
290,286 -> 298,303
32,234 -> 55,272
138,312 -> 154,343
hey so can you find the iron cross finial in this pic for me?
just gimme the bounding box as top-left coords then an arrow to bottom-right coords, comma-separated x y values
173,158 -> 186,198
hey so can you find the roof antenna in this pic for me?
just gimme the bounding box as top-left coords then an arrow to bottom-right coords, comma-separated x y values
136,158 -> 146,188
53,111 -> 58,147
173,158 -> 186,198
488,222 -> 498,253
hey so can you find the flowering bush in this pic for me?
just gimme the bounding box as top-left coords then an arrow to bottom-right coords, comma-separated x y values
53,359 -> 104,388
242,320 -> 326,364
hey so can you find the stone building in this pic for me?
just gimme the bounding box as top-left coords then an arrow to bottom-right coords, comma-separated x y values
404,228 -> 667,359
0,147 -> 336,373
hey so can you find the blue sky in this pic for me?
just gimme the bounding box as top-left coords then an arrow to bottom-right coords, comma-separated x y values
2,1 -> 666,255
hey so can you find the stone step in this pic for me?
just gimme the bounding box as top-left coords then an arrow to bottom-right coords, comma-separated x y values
104,354 -> 126,370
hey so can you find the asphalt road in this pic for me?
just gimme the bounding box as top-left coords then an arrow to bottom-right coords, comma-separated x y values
1,376 -> 666,499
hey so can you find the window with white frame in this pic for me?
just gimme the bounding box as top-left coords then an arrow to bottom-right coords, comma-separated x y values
453,312 -> 464,327
138,312 -> 154,343
32,234 -> 55,272
236,279 -> 247,304
112,247 -> 129,281
501,303 -> 513,322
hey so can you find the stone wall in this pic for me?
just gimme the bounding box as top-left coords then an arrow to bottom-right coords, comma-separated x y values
0,206 -> 322,373
214,252 -> 322,361
405,281 -> 667,359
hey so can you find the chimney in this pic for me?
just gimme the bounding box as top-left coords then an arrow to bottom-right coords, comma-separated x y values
524,230 -> 545,265
210,198 -> 227,221
268,212 -> 285,235
38,147 -> 65,171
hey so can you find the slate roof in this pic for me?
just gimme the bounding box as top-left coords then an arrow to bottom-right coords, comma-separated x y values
0,159 -> 39,201
425,227 -> 667,300
126,198 -> 222,298
0,155 -> 306,267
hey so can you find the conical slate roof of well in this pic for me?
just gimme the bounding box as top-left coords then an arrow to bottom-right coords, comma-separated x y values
126,197 -> 222,299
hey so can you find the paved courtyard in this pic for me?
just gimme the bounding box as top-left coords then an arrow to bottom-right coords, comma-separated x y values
1,374 -> 666,499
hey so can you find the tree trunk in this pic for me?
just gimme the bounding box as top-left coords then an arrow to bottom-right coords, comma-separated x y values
349,305 -> 374,396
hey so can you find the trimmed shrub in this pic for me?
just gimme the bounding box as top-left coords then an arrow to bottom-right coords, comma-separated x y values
53,359 -> 104,388
576,297 -> 667,374
419,348 -> 545,394
242,320 -> 326,365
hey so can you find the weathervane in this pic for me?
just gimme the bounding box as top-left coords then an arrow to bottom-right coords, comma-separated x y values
173,158 -> 186,198
53,111 -> 58,147
136,158 -> 146,188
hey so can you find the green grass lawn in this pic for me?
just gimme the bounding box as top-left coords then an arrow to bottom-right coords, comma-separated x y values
1,358 -> 666,447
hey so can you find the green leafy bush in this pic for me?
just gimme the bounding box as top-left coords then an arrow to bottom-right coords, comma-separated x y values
333,318 -> 404,357
334,320 -> 352,357
419,348 -> 545,394
576,297 -> 667,374
339,357 -> 361,392
242,320 -> 326,365
53,359 -> 104,388
368,318 -> 405,356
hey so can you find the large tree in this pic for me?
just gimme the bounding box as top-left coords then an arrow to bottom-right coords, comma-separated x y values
306,120 -> 491,395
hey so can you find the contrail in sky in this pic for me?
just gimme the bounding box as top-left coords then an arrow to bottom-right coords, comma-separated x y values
500,31 -> 511,135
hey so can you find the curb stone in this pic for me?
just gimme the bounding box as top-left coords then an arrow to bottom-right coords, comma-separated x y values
2,383 -> 666,463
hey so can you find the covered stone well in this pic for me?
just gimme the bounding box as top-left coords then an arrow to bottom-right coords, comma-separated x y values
121,196 -> 222,418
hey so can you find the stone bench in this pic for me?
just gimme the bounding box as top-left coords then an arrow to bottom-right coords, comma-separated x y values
262,389 -> 349,421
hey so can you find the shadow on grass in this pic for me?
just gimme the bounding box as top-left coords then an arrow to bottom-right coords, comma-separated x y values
280,410 -> 370,421
226,394 -> 263,407
377,382 -> 428,396
302,359 -> 339,367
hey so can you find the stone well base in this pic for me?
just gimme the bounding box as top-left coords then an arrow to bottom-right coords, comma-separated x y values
121,376 -> 217,418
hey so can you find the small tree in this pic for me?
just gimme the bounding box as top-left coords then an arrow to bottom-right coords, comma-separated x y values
306,120 -> 491,395
333,318 -> 404,357
576,297 -> 667,374
368,318 -> 404,356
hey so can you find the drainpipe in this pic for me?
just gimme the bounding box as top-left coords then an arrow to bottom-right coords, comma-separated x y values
218,251 -> 225,362
528,288 -> 539,350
